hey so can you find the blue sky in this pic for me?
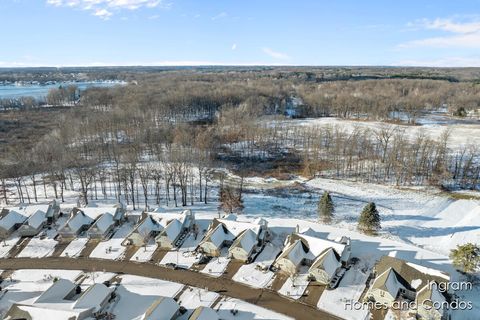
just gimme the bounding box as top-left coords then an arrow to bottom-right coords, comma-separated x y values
1,0 -> 480,67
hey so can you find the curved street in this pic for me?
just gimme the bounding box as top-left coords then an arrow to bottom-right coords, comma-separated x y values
0,257 -> 342,320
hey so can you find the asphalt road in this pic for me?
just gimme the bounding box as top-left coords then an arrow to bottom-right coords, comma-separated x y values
0,257 -> 343,320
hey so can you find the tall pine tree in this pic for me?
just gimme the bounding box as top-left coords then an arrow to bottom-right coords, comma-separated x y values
318,191 -> 334,223
357,202 -> 381,234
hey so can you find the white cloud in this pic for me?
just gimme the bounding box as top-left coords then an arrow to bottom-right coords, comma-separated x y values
231,43 -> 237,50
393,56 -> 480,67
46,0 -> 165,19
94,8 -> 112,20
211,12 -> 227,21
262,47 -> 290,60
400,17 -> 480,48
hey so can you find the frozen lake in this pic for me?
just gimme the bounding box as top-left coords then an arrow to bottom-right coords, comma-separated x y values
0,81 -> 123,100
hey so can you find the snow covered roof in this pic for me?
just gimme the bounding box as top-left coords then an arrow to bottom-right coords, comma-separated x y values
142,296 -> 179,320
230,229 -> 257,253
217,218 -> 261,237
65,212 -> 94,233
136,215 -> 163,235
189,306 -> 219,320
0,210 -> 28,230
309,248 -> 341,278
278,239 -> 309,266
35,279 -> 76,303
12,305 -> 82,320
80,207 -> 117,220
416,282 -> 447,311
371,268 -> 406,299
296,234 -> 347,258
74,283 -> 111,312
24,210 -> 48,229
204,224 -> 233,248
162,219 -> 182,241
89,213 -> 114,234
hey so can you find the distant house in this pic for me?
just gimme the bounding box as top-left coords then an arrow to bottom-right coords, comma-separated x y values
58,205 -> 124,240
123,213 -> 163,246
87,213 -> 115,239
0,201 -> 59,238
273,231 -> 350,281
18,201 -> 60,237
155,210 -> 195,249
363,256 -> 450,319
4,279 -> 112,320
142,296 -> 181,320
189,306 -> 219,320
199,216 -> 268,260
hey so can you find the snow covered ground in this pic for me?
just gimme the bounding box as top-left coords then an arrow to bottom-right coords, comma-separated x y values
317,265 -> 370,320
89,222 -> 134,260
17,238 -> 57,258
232,242 -> 281,289
60,237 -> 89,257
0,234 -> 20,258
278,272 -> 310,300
200,248 -> 231,277
216,297 -> 293,320
159,219 -> 210,268
130,242 -> 157,262
177,286 -> 219,309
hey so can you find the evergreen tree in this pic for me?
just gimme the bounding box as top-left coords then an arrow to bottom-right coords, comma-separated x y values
357,202 -> 381,234
318,191 -> 334,223
450,243 -> 480,273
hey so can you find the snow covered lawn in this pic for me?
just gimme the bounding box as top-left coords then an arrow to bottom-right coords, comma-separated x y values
232,242 -> 281,288
60,237 -> 89,257
200,248 -> 231,278
216,297 -> 293,320
177,286 -> 219,309
317,266 -> 369,320
17,238 -> 57,258
89,222 -> 134,260
0,235 -> 20,258
130,243 -> 157,262
277,272 -> 310,300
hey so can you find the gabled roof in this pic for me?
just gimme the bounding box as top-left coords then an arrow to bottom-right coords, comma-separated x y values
309,248 -> 341,278
35,279 -> 76,304
277,239 -> 309,266
230,228 -> 257,253
89,213 -> 114,234
189,306 -> 219,320
24,209 -> 48,229
416,282 -> 447,311
142,296 -> 179,320
74,283 -> 111,312
64,212 -> 94,234
0,210 -> 29,230
161,219 -> 182,241
370,267 -> 406,299
136,215 -> 163,235
203,223 -> 234,248
295,234 -> 346,258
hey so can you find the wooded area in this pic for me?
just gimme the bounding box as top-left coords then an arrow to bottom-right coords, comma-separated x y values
0,67 -> 479,206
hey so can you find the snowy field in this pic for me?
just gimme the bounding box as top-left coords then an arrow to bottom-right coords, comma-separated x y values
278,272 -> 310,300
